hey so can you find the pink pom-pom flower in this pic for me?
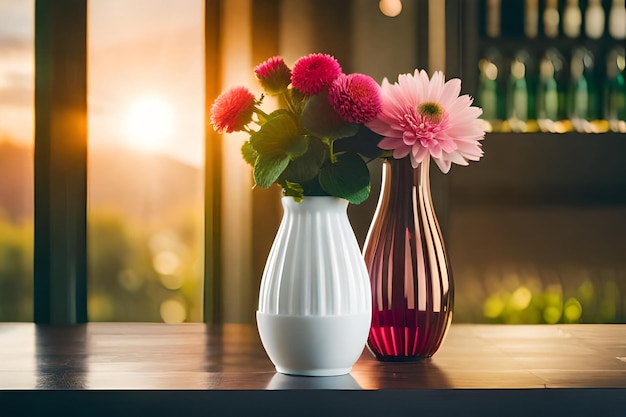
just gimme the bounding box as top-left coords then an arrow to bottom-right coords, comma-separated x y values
254,56 -> 292,95
291,53 -> 342,96
328,73 -> 382,124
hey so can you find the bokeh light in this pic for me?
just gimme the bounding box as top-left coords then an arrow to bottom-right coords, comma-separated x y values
511,286 -> 532,310
379,0 -> 402,17
543,306 -> 562,324
117,268 -> 144,292
153,250 -> 180,275
483,294 -> 505,318
160,298 -> 187,323
564,298 -> 583,322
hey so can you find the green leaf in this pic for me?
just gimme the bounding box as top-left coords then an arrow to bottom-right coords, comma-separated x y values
241,141 -> 258,166
300,177 -> 329,197
285,135 -> 309,159
334,125 -> 385,160
281,180 -> 304,202
280,137 -> 327,183
301,93 -> 359,139
254,154 -> 290,189
319,153 -> 370,204
250,112 -> 300,158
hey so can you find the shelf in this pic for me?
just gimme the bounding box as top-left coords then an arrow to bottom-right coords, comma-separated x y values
448,131 -> 626,207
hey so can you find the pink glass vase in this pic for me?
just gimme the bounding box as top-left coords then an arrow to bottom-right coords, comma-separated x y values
363,156 -> 453,361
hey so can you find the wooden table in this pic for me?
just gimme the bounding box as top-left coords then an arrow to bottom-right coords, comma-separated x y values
1,323 -> 625,416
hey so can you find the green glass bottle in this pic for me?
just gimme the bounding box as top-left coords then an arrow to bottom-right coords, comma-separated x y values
568,47 -> 597,133
507,50 -> 532,132
477,48 -> 503,132
537,48 -> 567,132
606,46 -> 626,133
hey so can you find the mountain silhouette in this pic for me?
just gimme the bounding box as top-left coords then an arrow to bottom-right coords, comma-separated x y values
0,140 -> 203,223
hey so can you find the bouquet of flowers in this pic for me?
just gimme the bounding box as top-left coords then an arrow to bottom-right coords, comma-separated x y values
210,53 -> 384,204
210,53 -> 485,204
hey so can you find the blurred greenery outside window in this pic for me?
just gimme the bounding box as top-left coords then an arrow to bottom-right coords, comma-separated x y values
0,0 -> 34,321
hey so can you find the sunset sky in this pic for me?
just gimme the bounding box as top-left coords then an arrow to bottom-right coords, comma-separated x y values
0,0 -> 205,167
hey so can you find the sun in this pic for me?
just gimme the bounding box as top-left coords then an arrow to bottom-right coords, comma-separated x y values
124,95 -> 175,151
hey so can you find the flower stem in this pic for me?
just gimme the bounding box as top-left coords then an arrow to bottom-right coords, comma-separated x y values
280,91 -> 294,114
328,138 -> 337,164
254,106 -> 271,122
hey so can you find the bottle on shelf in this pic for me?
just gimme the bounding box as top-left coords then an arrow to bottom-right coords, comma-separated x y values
563,0 -> 582,38
605,46 -> 626,132
477,48 -> 505,132
507,50 -> 535,132
543,0 -> 560,38
537,48 -> 569,133
486,0 -> 501,38
525,0 -> 539,39
585,0 -> 606,39
568,47 -> 600,132
609,0 -> 626,40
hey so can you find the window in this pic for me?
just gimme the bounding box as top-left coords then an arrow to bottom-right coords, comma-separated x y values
0,0 -> 34,321
87,0 -> 205,322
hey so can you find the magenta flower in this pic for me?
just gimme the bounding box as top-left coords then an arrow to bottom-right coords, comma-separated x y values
366,70 -> 485,173
210,86 -> 256,133
328,73 -> 382,124
291,53 -> 342,96
254,56 -> 292,95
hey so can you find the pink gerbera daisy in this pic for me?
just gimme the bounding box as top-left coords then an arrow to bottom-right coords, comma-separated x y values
366,70 -> 485,173
254,56 -> 291,95
328,73 -> 382,124
291,53 -> 342,96
210,86 -> 256,133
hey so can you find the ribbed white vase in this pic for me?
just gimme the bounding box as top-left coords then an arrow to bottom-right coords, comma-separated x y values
256,196 -> 372,376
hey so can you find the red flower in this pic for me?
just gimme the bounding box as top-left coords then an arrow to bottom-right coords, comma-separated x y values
328,73 -> 382,123
254,56 -> 291,95
291,53 -> 342,96
210,86 -> 256,133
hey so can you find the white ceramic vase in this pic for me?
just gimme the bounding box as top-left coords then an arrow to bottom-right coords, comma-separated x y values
256,196 -> 372,376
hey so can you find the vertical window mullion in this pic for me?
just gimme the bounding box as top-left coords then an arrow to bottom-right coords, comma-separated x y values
204,0 -> 223,323
34,0 -> 88,324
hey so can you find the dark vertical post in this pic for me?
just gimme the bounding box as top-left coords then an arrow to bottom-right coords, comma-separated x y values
445,0 -> 463,79
34,0 -> 88,324
250,0 -> 281,321
416,0 -> 430,71
441,0 -> 465,243
311,0 -> 352,69
204,0 -> 223,323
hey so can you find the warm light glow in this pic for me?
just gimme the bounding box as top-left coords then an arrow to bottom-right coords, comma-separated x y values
153,250 -> 180,275
124,95 -> 175,151
160,298 -> 187,323
379,0 -> 402,17
511,286 -> 532,310
483,295 -> 505,318
543,306 -> 562,323
564,298 -> 583,322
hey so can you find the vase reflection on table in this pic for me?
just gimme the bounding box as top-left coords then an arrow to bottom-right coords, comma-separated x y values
363,156 -> 453,361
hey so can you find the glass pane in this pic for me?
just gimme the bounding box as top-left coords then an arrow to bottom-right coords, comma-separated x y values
0,0 -> 34,321
87,0 -> 204,322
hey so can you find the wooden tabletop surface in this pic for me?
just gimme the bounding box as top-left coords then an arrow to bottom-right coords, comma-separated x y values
1,323 -> 625,416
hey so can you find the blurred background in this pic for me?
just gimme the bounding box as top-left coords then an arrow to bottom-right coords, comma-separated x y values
0,0 -> 624,324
